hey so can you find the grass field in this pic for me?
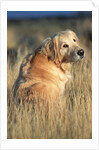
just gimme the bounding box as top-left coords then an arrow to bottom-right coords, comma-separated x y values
7,16 -> 92,139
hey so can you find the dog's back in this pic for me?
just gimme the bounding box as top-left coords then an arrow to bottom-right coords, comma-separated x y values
13,52 -> 70,101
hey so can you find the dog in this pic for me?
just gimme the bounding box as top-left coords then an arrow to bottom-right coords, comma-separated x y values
13,29 -> 85,101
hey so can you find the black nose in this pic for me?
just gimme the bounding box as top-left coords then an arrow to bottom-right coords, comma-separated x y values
77,49 -> 84,57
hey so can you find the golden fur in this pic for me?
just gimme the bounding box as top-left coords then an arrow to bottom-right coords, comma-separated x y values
13,30 -> 84,101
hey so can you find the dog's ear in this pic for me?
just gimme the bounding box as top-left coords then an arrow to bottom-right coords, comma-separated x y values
41,37 -> 55,61
52,35 -> 61,66
41,35 -> 61,66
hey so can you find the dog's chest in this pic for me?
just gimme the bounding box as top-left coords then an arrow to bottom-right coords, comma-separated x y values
58,70 -> 71,93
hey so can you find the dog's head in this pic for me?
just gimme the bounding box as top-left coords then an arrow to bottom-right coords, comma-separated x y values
41,29 -> 85,67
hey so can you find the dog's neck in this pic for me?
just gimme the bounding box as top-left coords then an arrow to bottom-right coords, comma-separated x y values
61,62 -> 71,73
39,51 -> 72,72
31,53 -> 72,81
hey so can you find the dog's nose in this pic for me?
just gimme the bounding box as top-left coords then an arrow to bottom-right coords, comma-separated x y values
77,49 -> 84,57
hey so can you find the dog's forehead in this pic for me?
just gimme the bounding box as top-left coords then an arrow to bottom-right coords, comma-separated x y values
52,30 -> 78,40
59,32 -> 78,44
60,30 -> 77,39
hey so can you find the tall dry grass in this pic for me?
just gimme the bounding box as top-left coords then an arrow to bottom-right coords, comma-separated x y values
7,17 -> 92,139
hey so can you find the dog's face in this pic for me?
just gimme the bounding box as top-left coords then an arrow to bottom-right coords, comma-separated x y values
41,30 -> 85,65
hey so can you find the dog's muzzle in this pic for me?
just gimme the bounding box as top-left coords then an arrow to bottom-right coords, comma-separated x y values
77,49 -> 84,58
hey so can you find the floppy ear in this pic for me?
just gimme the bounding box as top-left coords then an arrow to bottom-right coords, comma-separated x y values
41,35 -> 61,66
41,37 -> 55,61
52,36 -> 61,66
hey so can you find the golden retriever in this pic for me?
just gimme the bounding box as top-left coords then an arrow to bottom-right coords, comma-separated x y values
13,29 -> 85,101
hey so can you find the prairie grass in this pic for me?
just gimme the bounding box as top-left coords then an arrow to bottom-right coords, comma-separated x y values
7,17 -> 92,139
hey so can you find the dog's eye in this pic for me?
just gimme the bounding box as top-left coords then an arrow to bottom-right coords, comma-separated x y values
73,39 -> 76,42
63,44 -> 69,48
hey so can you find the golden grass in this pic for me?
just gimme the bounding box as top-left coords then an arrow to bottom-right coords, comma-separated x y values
7,49 -> 92,139
7,17 -> 92,139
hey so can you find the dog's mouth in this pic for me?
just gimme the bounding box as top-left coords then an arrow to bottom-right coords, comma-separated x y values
62,49 -> 85,63
71,50 -> 85,62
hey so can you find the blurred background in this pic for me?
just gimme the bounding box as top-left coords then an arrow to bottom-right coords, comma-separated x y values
7,11 -> 92,65
7,11 -> 92,139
